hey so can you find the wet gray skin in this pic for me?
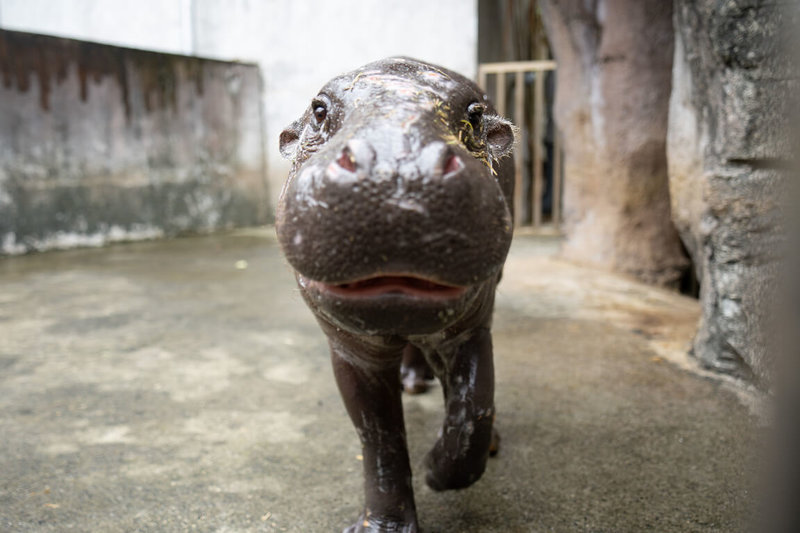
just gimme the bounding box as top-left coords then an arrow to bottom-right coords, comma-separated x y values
276,57 -> 515,533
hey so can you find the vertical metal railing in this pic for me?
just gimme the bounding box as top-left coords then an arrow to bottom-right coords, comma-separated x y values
478,60 -> 562,230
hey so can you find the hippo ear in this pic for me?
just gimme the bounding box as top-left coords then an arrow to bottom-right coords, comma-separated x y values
279,120 -> 303,159
485,115 -> 516,160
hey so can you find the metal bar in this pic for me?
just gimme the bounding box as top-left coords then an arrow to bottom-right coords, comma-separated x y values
478,60 -> 561,231
478,66 -> 487,91
479,60 -> 557,74
496,71 -> 507,119
553,128 -> 562,230
532,71 -> 544,227
513,70 -> 525,227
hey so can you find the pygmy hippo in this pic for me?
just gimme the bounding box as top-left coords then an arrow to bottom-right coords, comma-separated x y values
276,57 -> 515,532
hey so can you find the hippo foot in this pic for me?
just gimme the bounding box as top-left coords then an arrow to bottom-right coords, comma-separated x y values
343,512 -> 418,533
400,364 -> 433,395
424,444 -> 481,492
424,427 -> 500,491
489,427 -> 501,457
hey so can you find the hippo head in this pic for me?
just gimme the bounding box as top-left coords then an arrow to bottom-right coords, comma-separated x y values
276,57 -> 515,337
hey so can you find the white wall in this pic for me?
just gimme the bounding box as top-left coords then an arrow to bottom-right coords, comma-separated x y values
0,0 -> 478,211
0,0 -> 195,54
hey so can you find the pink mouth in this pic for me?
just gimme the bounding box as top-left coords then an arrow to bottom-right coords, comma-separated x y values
311,275 -> 468,300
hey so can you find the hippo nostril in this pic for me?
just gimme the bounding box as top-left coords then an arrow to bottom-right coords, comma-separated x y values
443,153 -> 464,177
336,147 -> 357,172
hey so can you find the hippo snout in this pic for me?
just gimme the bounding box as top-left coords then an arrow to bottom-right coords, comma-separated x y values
278,140 -> 510,287
327,138 -> 461,181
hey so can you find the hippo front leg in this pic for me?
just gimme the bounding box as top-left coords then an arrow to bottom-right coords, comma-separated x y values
329,340 -> 418,533
424,327 -> 496,491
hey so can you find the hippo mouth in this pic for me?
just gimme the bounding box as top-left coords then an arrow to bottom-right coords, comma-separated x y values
305,275 -> 468,300
297,273 -> 486,336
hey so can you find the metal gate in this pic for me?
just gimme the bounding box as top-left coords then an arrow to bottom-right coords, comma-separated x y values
478,60 -> 562,230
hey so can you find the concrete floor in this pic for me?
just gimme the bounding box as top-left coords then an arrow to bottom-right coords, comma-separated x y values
0,231 -> 760,532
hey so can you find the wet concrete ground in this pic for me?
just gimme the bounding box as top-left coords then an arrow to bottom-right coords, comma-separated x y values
0,231 -> 760,532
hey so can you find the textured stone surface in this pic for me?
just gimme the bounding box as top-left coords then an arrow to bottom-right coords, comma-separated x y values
0,232 -> 758,532
667,0 -> 793,387
0,30 -> 268,254
539,0 -> 689,287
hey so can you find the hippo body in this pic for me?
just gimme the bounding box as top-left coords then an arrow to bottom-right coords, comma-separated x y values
276,57 -> 515,532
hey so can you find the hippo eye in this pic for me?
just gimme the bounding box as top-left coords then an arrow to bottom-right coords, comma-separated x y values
467,102 -> 485,129
312,100 -> 328,125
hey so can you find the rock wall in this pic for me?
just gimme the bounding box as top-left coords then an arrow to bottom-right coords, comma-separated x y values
539,0 -> 689,287
0,30 -> 268,254
667,1 -> 792,387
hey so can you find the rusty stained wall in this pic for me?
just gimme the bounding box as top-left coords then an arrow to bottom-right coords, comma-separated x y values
0,29 -> 268,254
